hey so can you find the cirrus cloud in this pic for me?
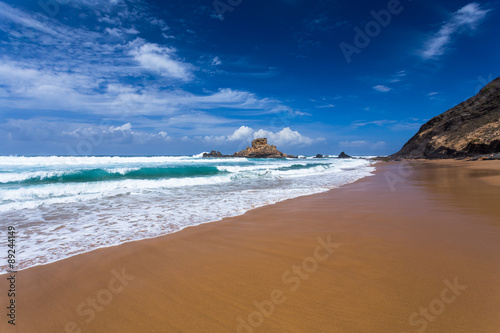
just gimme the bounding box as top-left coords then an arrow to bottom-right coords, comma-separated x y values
373,85 -> 392,93
421,3 -> 491,60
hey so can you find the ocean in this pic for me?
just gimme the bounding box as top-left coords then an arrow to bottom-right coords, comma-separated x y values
0,155 -> 375,273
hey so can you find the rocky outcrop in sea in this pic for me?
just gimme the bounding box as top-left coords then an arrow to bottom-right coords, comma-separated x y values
338,152 -> 352,158
203,138 -> 296,158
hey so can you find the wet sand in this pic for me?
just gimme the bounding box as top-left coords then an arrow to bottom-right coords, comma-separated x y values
2,161 -> 500,332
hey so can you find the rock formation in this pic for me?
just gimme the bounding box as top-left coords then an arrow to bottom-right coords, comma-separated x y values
315,154 -> 323,158
338,152 -> 352,158
233,138 -> 295,158
202,138 -> 296,158
391,77 -> 500,159
202,150 -> 223,158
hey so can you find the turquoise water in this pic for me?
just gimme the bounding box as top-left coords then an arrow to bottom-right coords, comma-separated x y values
0,155 -> 375,273
1,166 -> 224,186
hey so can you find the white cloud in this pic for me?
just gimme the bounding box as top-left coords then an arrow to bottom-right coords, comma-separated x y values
129,39 -> 194,81
162,33 -> 176,39
389,121 -> 423,131
110,123 -> 132,132
421,3 -> 490,59
339,140 -> 367,148
352,120 -> 396,127
3,119 -> 170,144
396,69 -> 406,76
169,89 -> 305,116
373,85 -> 392,92
150,18 -> 169,31
390,70 -> 407,82
316,104 -> 336,108
64,122 -> 170,144
0,60 -> 296,117
212,56 -> 222,66
0,2 -> 58,35
351,119 -> 424,131
124,27 -> 140,35
98,15 -> 120,25
105,27 -> 122,37
0,60 -> 104,111
228,126 -> 254,141
205,126 -> 314,146
254,127 -> 313,146
427,91 -> 440,101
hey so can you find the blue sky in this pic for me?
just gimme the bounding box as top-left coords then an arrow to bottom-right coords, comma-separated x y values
0,0 -> 498,156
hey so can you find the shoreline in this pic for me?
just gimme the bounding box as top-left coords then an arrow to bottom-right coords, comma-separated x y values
2,160 -> 500,332
0,160 -> 376,275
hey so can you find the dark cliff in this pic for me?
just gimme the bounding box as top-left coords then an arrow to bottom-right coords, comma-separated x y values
391,76 -> 500,159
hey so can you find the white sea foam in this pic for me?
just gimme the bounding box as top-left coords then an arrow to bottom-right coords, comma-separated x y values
192,152 -> 209,158
0,155 -> 190,167
0,170 -> 67,183
104,167 -> 141,175
0,155 -> 375,273
0,175 -> 233,208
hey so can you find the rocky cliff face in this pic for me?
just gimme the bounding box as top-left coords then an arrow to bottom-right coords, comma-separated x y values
391,76 -> 500,159
233,138 -> 293,158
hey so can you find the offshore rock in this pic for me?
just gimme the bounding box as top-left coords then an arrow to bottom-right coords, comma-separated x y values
233,138 -> 295,158
338,152 -> 352,158
202,150 -> 224,158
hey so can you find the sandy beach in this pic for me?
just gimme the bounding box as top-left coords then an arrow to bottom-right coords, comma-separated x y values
2,160 -> 500,333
